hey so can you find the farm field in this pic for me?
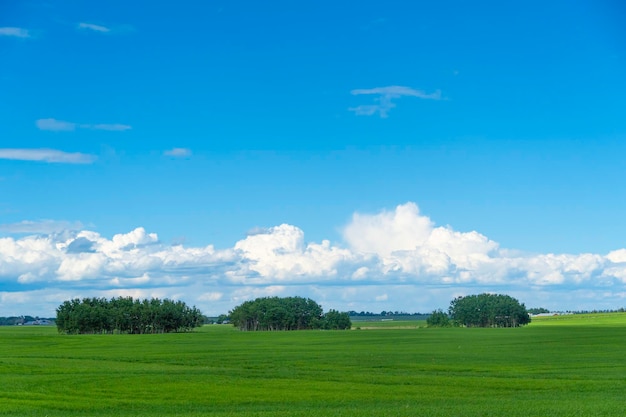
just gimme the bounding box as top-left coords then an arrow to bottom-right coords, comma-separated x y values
1,313 -> 625,416
352,319 -> 426,329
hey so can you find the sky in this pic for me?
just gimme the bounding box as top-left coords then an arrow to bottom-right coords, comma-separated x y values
1,0 -> 626,317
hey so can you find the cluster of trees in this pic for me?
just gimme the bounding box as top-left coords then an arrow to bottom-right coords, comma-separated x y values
55,297 -> 203,334
0,316 -> 54,326
527,307 -> 550,315
447,293 -> 531,328
426,309 -> 451,327
427,293 -> 532,328
348,310 -> 426,317
572,308 -> 626,314
229,296 -> 351,331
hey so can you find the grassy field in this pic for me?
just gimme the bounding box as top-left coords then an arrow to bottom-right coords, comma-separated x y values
353,319 -> 426,329
1,313 -> 625,416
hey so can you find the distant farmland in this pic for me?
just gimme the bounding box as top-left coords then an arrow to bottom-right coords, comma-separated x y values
1,313 -> 625,416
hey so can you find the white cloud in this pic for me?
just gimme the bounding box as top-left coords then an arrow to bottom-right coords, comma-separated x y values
36,118 -> 76,131
230,286 -> 288,304
76,22 -> 135,35
77,23 -> 111,33
351,86 -> 442,100
344,203 -> 434,256
36,118 -> 131,132
349,86 -> 442,118
88,123 -> 132,131
164,148 -> 192,157
348,104 -> 386,117
1,202 -> 626,316
234,224 -> 357,282
0,148 -> 96,164
198,292 -> 223,302
0,27 -> 30,38
0,220 -> 84,234
607,249 -> 626,263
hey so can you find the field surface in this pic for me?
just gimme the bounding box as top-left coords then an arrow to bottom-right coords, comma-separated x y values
1,313 -> 625,416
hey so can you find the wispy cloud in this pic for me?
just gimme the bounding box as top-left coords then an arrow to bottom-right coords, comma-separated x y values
76,22 -> 135,34
36,118 -> 131,132
164,148 -> 192,157
77,22 -> 111,33
0,148 -> 96,164
349,85 -> 442,118
36,118 -> 76,131
0,27 -> 31,38
89,123 -> 132,131
0,220 -> 84,234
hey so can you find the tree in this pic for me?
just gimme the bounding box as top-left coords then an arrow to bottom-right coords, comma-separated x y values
448,293 -> 531,328
426,309 -> 451,327
55,297 -> 203,334
228,296 -> 350,331
321,309 -> 352,330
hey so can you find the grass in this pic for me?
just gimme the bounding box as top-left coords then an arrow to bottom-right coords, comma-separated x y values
530,311 -> 626,326
353,319 -> 426,329
1,313 -> 625,416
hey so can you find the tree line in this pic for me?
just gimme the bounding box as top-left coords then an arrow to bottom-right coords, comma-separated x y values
0,316 -> 55,326
527,307 -> 550,315
55,297 -> 203,334
229,296 -> 351,331
347,310 -> 427,317
427,293 -> 531,328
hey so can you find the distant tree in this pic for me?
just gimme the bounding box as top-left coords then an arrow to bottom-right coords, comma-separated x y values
321,310 -> 352,330
55,297 -> 202,334
448,293 -> 531,328
426,309 -> 451,327
527,307 -> 550,315
229,296 -> 350,331
347,311 -> 377,317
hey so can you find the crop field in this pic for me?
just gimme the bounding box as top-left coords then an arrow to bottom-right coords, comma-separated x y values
353,319 -> 426,329
1,313 -> 625,416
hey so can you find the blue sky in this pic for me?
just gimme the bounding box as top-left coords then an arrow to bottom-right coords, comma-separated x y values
1,0 -> 625,317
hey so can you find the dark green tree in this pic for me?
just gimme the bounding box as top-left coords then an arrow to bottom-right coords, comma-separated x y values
229,296 -> 350,331
321,309 -> 352,330
216,314 -> 229,324
527,307 -> 550,315
55,297 -> 202,334
426,309 -> 451,327
448,293 -> 531,328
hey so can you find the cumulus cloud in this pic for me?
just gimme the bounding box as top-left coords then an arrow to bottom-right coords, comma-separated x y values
349,86 -> 442,118
1,203 -> 626,316
234,224 -> 359,283
341,203 -> 622,288
36,118 -> 131,132
65,237 -> 96,253
0,148 -> 96,164
0,27 -> 31,38
344,203 -> 435,256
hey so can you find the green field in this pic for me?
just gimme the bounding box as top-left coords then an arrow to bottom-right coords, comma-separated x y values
1,313 -> 625,416
353,319 -> 426,329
